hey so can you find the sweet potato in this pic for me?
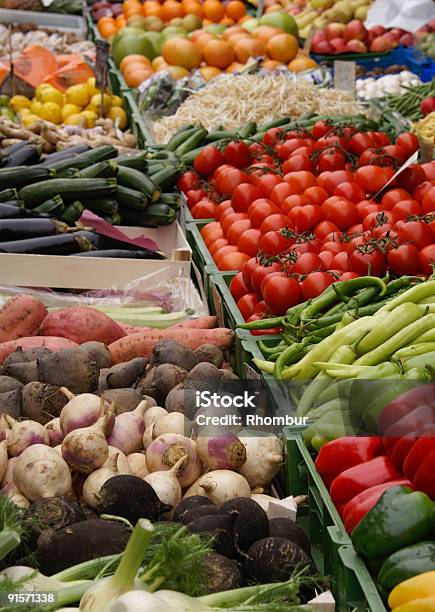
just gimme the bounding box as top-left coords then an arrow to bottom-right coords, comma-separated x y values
0,337 -> 78,365
109,328 -> 234,364
39,306 -> 126,345
0,294 -> 47,343
120,316 -> 218,335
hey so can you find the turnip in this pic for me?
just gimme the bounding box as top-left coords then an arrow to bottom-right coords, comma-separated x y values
153,412 -> 192,438
107,400 -> 147,455
2,482 -> 30,507
196,434 -> 246,471
144,405 -> 167,428
0,440 -> 8,483
251,494 -> 278,513
143,423 -> 154,450
106,446 -> 131,474
83,452 -> 130,509
183,471 -> 251,506
144,455 -> 186,516
146,434 -> 202,488
238,432 -> 283,487
13,444 -> 72,501
45,418 -> 64,446
61,403 -> 115,474
126,453 -> 149,478
4,415 -> 49,456
1,457 -> 17,488
60,389 -> 112,436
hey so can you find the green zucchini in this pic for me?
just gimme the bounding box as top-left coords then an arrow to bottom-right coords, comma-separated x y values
0,166 -> 55,189
33,195 -> 64,215
48,145 -> 117,173
175,128 -> 207,157
19,178 -> 117,207
0,188 -> 18,202
166,126 -> 199,151
158,193 -> 181,206
146,161 -> 172,175
149,167 -> 179,191
103,213 -> 122,225
179,146 -> 206,165
80,160 -> 118,179
121,203 -> 176,227
115,185 -> 148,210
257,117 -> 291,131
146,150 -> 178,161
117,166 -> 160,201
116,152 -> 148,172
58,168 -> 81,178
84,198 -> 119,215
238,121 -> 257,138
60,201 -> 84,224
205,130 -> 236,143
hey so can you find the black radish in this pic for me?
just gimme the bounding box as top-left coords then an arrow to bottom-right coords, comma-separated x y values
24,497 -> 86,536
203,553 -> 243,594
187,512 -> 237,558
221,498 -> 269,552
181,506 -> 222,525
173,496 -> 215,522
268,518 -> 310,554
245,537 -> 315,583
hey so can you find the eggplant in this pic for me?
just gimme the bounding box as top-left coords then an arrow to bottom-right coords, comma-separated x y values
0,218 -> 70,241
0,203 -> 34,220
3,145 -> 40,167
73,248 -> 164,259
1,141 -> 29,156
0,231 -> 97,255
39,145 -> 90,167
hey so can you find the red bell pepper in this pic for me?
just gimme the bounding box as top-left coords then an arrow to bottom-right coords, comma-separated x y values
389,433 -> 420,470
329,455 -> 401,510
403,429 -> 435,499
342,479 -> 412,534
382,403 -> 435,456
314,436 -> 384,489
379,383 -> 435,434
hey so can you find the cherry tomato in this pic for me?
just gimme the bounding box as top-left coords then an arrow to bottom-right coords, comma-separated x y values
396,220 -> 434,250
396,132 -> 419,156
194,146 -> 224,176
349,248 -> 386,276
237,228 -> 262,257
237,293 -> 258,319
248,199 -> 281,228
334,182 -> 365,203
422,186 -> 435,214
381,188 -> 412,210
177,171 -> 199,193
227,219 -> 252,245
396,164 -> 427,193
326,199 -> 359,230
217,251 -> 250,271
293,252 -> 323,275
260,213 -> 289,234
300,271 -> 335,300
191,199 -> 216,219
262,274 -> 302,315
215,200 -> 232,220
387,244 -> 420,276
229,271 -> 250,302
281,154 -> 313,173
223,141 -> 251,168
214,168 -> 247,195
282,194 -> 310,215
242,257 -> 258,290
419,244 -> 435,276
251,262 -> 281,296
294,204 -> 325,232
354,165 -> 387,194
258,230 -> 292,256
231,183 -> 262,212
303,186 -> 329,206
314,220 -> 340,239
391,199 -> 421,221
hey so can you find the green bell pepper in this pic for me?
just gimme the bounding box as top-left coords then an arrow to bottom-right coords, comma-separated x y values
377,541 -> 435,592
351,486 -> 434,561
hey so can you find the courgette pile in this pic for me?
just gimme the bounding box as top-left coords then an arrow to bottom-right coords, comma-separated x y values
0,143 -> 181,228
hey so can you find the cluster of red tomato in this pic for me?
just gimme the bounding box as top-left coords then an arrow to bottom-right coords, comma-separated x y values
179,120 -> 435,321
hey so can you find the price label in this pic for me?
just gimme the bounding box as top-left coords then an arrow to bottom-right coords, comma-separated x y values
95,40 -> 110,91
334,61 -> 356,98
211,284 -> 224,328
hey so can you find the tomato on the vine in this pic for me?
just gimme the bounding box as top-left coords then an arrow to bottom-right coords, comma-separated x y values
422,186 -> 435,214
326,199 -> 359,230
262,274 -> 302,314
270,182 -> 296,205
256,173 -> 283,197
237,293 -> 258,319
191,199 -> 216,219
276,138 -> 309,160
304,186 -> 329,206
263,127 -> 284,146
248,199 -> 281,227
260,213 -> 289,234
227,219 -> 252,245
317,149 -> 347,172
251,262 -> 281,296
396,220 -> 434,250
313,220 -> 340,239
311,120 -> 332,139
354,165 -> 387,193
396,132 -> 419,156
194,146 -> 224,176
223,141 -> 251,168
231,183 -> 262,212
334,182 -> 365,203
381,188 -> 412,210
391,199 -> 422,221
300,271 -> 335,300
294,204 -> 325,232
387,244 -> 420,276
348,133 -> 375,156
214,167 -> 247,195
293,252 -> 323,275
349,247 -> 386,276
241,257 -> 258,290
237,229 -> 262,257
396,164 -> 427,193
229,271 -> 250,302
177,171 -> 199,193
281,154 -> 313,173
419,244 -> 435,276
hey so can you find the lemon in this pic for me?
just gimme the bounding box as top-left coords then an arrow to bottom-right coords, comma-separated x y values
65,84 -> 89,108
17,108 -> 31,116
39,102 -> 62,124
80,110 -> 98,128
85,104 -> 100,114
35,84 -> 51,100
110,95 -> 123,108
64,113 -> 84,126
9,95 -> 31,111
30,99 -> 42,114
86,77 -> 99,98
61,103 -> 81,121
22,114 -> 40,127
107,107 -> 128,130
39,88 -> 63,106
90,93 -> 111,112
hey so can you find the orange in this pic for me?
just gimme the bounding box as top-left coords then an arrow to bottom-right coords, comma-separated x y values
261,59 -> 283,70
152,56 -> 168,70
123,66 -> 153,87
144,2 -> 164,17
120,54 -> 151,72
227,32 -> 251,47
162,0 -> 184,21
202,18 -> 213,26
238,14 -> 251,23
162,37 -> 202,69
226,61 -> 244,72
185,1 -> 202,16
190,28 -> 206,41
124,6 -> 143,17
288,56 -> 317,72
220,17 -> 235,25
166,65 -> 190,79
98,19 -> 118,38
199,66 -> 221,81
267,33 -> 298,62
253,25 -> 283,44
196,33 -> 215,51
202,0 -> 225,22
115,14 -> 127,27
202,39 -> 235,69
226,0 -> 246,21
222,25 -> 245,40
233,37 -> 266,63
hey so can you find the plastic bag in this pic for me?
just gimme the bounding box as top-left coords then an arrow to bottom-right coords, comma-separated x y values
365,0 -> 435,31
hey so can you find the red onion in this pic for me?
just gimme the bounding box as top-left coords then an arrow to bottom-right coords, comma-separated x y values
107,400 -> 147,455
197,434 -> 247,471
4,416 -> 49,456
61,402 -> 115,474
59,388 -> 113,435
146,434 -> 202,488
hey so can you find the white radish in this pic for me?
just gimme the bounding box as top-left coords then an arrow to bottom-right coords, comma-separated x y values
45,418 -> 64,447
107,400 -> 147,455
238,433 -> 283,486
61,403 -> 115,474
4,416 -> 49,456
146,434 -> 202,488
144,406 -> 167,428
144,456 -> 186,516
127,453 -> 149,478
183,470 -> 251,505
83,452 -> 129,509
153,412 -> 192,438
13,444 -> 71,501
59,388 -> 113,435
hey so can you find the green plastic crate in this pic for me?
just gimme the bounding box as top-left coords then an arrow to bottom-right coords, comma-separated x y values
337,546 -> 387,612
